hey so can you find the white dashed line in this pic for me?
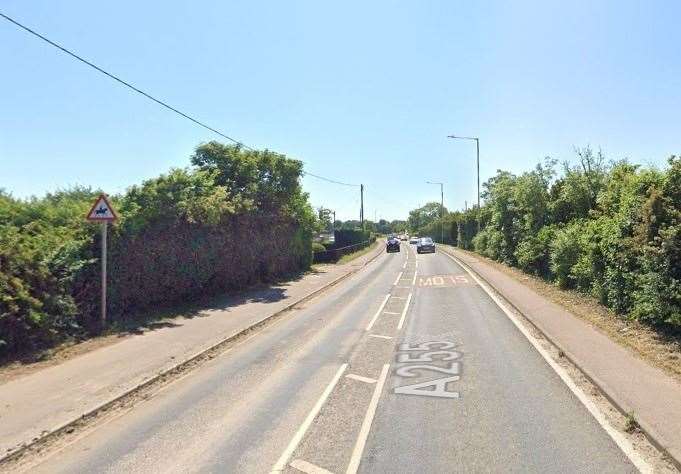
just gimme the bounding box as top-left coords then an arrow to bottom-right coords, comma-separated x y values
365,294 -> 391,331
346,374 -> 377,384
393,272 -> 403,286
270,364 -> 348,473
346,364 -> 390,474
397,293 -> 413,330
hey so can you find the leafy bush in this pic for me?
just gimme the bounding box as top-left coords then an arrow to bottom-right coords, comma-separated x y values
447,149 -> 681,331
0,143 -> 315,358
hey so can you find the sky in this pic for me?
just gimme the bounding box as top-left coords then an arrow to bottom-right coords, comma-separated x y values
1,1 -> 680,221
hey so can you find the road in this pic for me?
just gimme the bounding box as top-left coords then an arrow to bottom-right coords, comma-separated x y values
27,243 -> 637,473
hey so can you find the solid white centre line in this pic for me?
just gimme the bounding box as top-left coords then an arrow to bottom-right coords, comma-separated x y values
397,292 -> 413,330
365,294 -> 391,331
368,334 -> 393,340
393,272 -> 403,286
346,374 -> 377,384
270,364 -> 348,473
345,364 -> 390,474
290,459 -> 335,474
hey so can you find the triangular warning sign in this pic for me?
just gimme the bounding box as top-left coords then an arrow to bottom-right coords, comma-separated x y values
86,194 -> 118,221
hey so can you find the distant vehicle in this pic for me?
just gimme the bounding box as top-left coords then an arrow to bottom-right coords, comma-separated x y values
386,236 -> 401,253
399,235 -> 407,241
409,237 -> 418,244
416,237 -> 435,254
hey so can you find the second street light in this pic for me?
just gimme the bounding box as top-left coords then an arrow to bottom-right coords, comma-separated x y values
447,134 -> 480,230
426,181 -> 444,243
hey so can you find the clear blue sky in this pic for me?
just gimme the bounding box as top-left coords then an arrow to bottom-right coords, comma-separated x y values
2,1 -> 679,221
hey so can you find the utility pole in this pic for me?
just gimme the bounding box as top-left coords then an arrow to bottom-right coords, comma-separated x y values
332,210 -> 336,230
426,181 -> 444,243
360,184 -> 364,230
447,135 -> 481,231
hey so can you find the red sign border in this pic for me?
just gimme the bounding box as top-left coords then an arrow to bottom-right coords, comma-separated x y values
86,193 -> 118,222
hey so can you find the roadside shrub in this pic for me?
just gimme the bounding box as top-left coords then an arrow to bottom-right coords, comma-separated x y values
0,143 -> 316,358
312,242 -> 326,253
515,225 -> 555,278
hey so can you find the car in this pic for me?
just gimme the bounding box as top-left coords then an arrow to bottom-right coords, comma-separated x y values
386,236 -> 401,253
409,237 -> 418,244
416,237 -> 435,254
400,235 -> 408,241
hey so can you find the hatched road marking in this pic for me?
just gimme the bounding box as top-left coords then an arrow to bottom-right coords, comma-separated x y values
270,364 -> 348,473
290,459 -> 335,474
346,374 -> 377,384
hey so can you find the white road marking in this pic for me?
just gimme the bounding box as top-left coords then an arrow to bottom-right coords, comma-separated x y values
345,364 -> 390,474
369,334 -> 393,340
411,271 -> 417,285
397,293 -> 413,330
402,261 -> 407,269
346,374 -> 377,384
441,251 -> 652,473
390,296 -> 407,300
365,294 -> 391,331
382,311 -> 400,315
394,285 -> 412,289
393,272 -> 403,286
290,459 -> 335,474
270,364 -> 348,473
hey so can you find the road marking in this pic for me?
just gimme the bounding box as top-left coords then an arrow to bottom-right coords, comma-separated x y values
397,293 -> 413,330
395,285 -> 412,289
383,311 -> 400,315
346,373 -> 377,384
270,364 -> 348,473
365,294 -> 391,331
290,459 -> 335,474
393,272 -> 403,286
402,261 -> 407,269
369,334 -> 393,340
411,271 -> 417,285
346,364 -> 390,474
441,251 -> 652,473
390,296 -> 407,300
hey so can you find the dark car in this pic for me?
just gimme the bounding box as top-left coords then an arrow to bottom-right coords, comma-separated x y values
386,236 -> 401,253
416,237 -> 435,254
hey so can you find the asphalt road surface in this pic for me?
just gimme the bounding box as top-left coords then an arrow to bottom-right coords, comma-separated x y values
28,244 -> 637,473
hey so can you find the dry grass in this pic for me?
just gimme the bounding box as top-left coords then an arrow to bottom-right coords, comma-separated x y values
457,249 -> 681,384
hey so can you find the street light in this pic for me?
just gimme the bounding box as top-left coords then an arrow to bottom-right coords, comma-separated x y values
447,134 -> 480,229
426,181 -> 444,243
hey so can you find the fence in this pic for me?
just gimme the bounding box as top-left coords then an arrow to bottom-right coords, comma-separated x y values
313,237 -> 376,263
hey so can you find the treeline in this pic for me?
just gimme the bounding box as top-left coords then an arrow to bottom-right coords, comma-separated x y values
0,142 -> 315,358
435,149 -> 680,329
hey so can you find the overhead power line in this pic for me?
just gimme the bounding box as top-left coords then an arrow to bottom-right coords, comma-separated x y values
0,11 -> 252,150
0,11 -> 364,188
302,171 -> 360,187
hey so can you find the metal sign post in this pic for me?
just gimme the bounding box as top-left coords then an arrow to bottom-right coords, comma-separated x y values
101,221 -> 107,327
86,194 -> 118,329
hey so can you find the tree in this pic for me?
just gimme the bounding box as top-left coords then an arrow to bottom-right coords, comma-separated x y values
408,202 -> 448,233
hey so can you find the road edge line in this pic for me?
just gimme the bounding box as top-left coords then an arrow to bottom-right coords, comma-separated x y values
440,248 -> 652,473
0,246 -> 385,467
